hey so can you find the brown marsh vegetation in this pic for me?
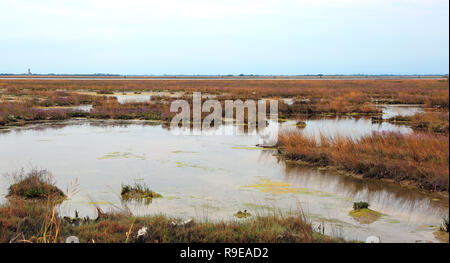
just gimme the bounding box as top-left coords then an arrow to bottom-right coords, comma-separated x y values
1,78 -> 448,126
0,78 -> 448,243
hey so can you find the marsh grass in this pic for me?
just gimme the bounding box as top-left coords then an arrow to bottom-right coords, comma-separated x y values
1,78 -> 448,126
278,131 -> 449,192
6,169 -> 66,201
353,202 -> 369,210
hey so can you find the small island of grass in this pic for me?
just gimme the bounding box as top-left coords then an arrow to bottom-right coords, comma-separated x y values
7,169 -> 66,201
121,183 -> 162,203
349,202 -> 383,224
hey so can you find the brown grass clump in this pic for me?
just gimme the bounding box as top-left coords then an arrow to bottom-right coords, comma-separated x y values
6,169 -> 66,201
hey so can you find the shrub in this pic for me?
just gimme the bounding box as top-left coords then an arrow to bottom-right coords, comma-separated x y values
353,202 -> 369,211
121,183 -> 162,203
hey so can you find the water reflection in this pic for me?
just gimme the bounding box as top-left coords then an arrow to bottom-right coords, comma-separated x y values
378,105 -> 425,119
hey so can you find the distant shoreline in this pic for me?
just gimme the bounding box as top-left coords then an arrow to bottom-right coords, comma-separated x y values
0,74 -> 447,81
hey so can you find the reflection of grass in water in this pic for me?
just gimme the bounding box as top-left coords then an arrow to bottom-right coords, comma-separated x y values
97,152 -> 146,160
121,183 -> 162,205
234,210 -> 251,219
310,215 -> 355,228
199,203 -> 222,211
242,178 -> 332,196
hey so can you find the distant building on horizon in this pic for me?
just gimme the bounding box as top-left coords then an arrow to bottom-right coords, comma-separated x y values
27,68 -> 32,75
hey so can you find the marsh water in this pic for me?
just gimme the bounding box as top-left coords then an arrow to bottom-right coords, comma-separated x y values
0,106 -> 447,243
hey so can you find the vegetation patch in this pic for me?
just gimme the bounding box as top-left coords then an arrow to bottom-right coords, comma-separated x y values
353,202 -> 369,210
349,203 -> 383,224
96,90 -> 114,95
295,121 -> 307,128
234,210 -> 251,219
232,146 -> 276,150
242,179 -> 312,195
121,183 -> 162,203
6,169 -> 66,201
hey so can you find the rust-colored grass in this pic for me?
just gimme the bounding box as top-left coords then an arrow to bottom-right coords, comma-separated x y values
278,132 -> 449,192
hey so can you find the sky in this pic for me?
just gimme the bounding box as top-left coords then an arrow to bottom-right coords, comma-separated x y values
0,0 -> 448,75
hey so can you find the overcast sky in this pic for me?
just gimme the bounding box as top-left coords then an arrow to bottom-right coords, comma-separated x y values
0,0 -> 448,75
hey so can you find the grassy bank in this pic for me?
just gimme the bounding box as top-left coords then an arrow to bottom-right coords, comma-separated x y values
1,78 -> 448,127
277,132 -> 449,192
1,79 -> 448,108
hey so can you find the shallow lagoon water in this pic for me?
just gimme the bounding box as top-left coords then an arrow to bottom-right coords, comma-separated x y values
0,117 -> 447,243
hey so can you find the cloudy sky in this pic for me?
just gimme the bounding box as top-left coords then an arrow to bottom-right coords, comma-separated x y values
0,0 -> 448,75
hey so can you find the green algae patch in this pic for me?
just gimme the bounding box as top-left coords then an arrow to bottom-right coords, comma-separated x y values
234,210 -> 251,219
242,179 -> 312,195
433,230 -> 449,243
389,220 -> 400,224
349,208 -> 383,224
121,183 -> 162,204
175,161 -> 215,171
7,169 -> 66,202
97,152 -> 145,160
